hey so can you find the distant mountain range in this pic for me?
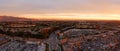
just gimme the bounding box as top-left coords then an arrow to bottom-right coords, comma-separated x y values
0,16 -> 37,21
1,16 -> 119,22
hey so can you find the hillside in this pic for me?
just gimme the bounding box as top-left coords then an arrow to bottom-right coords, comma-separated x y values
0,16 -> 36,21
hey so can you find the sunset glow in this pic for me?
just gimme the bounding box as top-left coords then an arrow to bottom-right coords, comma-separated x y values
0,0 -> 120,20
20,13 -> 120,20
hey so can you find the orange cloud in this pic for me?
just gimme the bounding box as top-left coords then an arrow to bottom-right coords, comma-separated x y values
19,13 -> 120,20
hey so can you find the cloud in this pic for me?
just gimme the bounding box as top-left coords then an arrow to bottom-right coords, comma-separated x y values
0,0 -> 120,16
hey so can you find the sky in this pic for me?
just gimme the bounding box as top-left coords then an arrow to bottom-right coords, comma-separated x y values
0,0 -> 120,20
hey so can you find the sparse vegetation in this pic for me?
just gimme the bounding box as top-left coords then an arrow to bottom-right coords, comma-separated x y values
0,21 -> 120,51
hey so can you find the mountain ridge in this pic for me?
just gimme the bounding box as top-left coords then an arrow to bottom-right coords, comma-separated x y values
0,16 -> 37,21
